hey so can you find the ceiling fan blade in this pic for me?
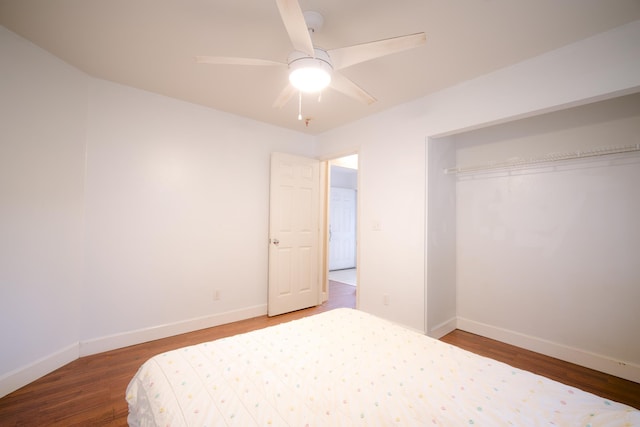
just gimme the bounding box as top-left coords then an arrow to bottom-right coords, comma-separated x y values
330,73 -> 376,105
196,56 -> 285,67
273,84 -> 298,108
275,0 -> 315,57
328,32 -> 426,70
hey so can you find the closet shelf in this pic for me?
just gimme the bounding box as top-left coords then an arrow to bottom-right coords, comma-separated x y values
444,144 -> 640,175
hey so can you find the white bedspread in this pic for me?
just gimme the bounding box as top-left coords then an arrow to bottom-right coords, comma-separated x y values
126,308 -> 639,426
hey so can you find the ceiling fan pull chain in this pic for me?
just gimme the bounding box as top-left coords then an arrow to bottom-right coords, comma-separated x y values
298,91 -> 303,120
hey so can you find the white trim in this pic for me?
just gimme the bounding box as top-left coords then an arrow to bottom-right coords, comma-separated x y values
428,317 -> 457,339
1,305 -> 269,398
457,317 -> 640,383
79,304 -> 267,356
0,342 -> 79,398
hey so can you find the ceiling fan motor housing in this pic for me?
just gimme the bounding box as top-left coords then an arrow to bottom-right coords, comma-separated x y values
288,48 -> 333,93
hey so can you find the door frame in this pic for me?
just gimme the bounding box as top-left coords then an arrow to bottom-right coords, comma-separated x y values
319,151 -> 360,306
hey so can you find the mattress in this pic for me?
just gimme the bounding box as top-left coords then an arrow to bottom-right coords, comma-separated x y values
126,308 -> 639,426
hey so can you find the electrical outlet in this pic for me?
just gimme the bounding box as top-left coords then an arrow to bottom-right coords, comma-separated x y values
383,294 -> 389,306
214,290 -> 221,301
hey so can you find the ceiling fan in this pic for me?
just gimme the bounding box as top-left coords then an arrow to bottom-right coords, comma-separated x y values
196,0 -> 426,118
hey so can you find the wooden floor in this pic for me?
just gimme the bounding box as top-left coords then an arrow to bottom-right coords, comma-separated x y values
440,330 -> 640,410
1,281 -> 638,426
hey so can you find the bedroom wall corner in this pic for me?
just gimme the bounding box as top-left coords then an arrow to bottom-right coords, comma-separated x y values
0,343 -> 79,399
0,26 -> 87,397
81,78 -> 316,344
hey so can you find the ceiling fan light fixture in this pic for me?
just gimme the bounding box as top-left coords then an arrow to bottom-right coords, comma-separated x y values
288,49 -> 333,93
289,65 -> 331,92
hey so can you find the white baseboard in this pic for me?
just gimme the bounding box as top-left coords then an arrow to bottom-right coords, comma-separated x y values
0,305 -> 268,398
0,342 -> 79,399
79,304 -> 268,356
428,317 -> 457,339
456,317 -> 640,384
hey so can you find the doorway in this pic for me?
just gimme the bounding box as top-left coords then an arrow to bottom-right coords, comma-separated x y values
327,154 -> 358,292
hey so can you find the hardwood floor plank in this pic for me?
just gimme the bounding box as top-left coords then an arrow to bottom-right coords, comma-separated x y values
1,281 -> 637,426
439,329 -> 640,410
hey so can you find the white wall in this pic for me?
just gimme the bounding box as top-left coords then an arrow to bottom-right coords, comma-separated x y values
317,98 -> 428,332
331,165 -> 357,189
454,93 -> 640,381
0,25 -> 314,396
0,27 -> 87,392
81,79 -> 315,351
317,20 -> 640,378
426,138 -> 456,338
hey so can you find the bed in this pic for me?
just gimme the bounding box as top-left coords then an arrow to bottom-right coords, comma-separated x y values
126,308 -> 639,426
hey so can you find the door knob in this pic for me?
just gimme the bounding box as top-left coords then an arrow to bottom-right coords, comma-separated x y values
272,238 -> 280,246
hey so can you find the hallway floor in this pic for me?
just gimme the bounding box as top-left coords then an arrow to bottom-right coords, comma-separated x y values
328,268 -> 356,286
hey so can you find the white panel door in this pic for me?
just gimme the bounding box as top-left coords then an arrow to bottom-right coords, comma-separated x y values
268,152 -> 320,316
329,187 -> 357,270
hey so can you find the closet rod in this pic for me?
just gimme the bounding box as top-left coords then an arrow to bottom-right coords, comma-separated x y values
444,144 -> 640,175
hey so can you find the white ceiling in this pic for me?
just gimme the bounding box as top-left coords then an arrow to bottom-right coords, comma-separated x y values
2,0 -> 639,134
